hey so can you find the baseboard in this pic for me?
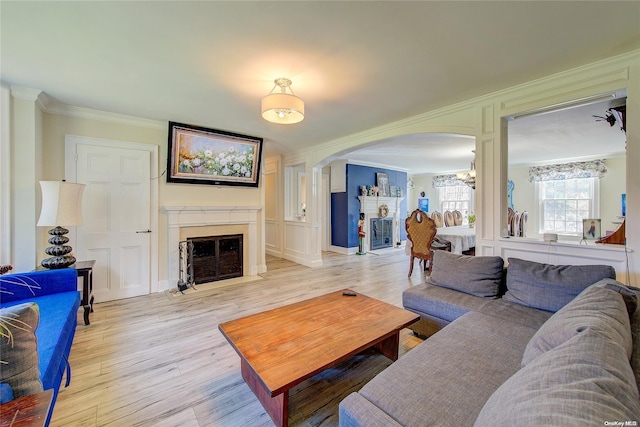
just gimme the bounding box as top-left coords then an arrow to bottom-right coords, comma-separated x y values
329,245 -> 357,255
265,246 -> 283,258
156,279 -> 170,292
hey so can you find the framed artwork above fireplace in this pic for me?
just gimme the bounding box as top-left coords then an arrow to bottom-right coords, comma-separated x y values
167,121 -> 263,187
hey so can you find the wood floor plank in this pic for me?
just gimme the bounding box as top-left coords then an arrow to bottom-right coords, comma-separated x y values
51,249 -> 427,426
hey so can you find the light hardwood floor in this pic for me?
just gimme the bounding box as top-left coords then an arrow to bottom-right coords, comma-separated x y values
51,249 -> 427,427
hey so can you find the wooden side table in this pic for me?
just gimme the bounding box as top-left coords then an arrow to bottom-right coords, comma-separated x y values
74,260 -> 95,325
0,389 -> 53,427
34,260 -> 96,325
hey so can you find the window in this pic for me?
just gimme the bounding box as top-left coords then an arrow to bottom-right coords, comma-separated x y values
438,185 -> 472,215
538,178 -> 599,235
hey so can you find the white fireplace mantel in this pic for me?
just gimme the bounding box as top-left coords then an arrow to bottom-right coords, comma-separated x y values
358,196 -> 404,251
163,206 -> 262,288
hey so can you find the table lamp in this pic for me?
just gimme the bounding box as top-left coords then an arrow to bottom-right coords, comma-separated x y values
37,180 -> 85,269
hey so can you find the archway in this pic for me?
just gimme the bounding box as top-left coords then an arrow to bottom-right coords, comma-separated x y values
312,132 -> 476,258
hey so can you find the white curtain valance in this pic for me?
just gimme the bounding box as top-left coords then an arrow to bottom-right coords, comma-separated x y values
432,174 -> 464,188
528,159 -> 607,182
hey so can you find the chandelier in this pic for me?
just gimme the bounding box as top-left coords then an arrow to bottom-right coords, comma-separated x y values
457,150 -> 476,189
261,78 -> 305,124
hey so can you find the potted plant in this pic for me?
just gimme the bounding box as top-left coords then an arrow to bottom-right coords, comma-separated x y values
468,212 -> 476,228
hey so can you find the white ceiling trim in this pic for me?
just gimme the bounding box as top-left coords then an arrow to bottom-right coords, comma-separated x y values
44,102 -> 165,130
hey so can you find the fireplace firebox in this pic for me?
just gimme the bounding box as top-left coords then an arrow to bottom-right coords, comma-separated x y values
370,218 -> 393,250
187,234 -> 243,284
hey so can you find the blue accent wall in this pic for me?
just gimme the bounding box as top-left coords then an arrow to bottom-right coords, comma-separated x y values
331,164 -> 407,248
331,192 -> 349,247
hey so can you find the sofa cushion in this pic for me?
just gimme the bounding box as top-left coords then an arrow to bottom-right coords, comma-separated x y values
354,311 -> 539,427
474,328 -> 640,426
403,283 -> 491,323
2,292 -> 80,390
476,299 -> 552,331
503,258 -> 616,312
0,302 -> 44,399
428,251 -> 504,298
339,393 -> 402,427
522,280 -> 634,367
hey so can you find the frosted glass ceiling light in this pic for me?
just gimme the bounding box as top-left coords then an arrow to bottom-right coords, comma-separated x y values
261,78 -> 304,124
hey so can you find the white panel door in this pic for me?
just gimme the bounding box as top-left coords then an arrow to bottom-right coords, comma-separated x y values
76,144 -> 151,302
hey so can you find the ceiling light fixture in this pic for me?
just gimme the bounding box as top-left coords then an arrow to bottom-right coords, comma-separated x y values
261,78 -> 304,124
457,150 -> 476,189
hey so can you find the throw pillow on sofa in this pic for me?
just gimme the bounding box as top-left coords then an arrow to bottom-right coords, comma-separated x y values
0,302 -> 43,400
474,328 -> 640,426
503,258 -> 616,312
428,251 -> 504,298
521,279 -> 635,367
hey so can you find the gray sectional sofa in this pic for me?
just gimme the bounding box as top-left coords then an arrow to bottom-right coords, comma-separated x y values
339,251 -> 640,426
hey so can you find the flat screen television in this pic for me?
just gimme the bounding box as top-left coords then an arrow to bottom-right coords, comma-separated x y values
166,121 -> 263,187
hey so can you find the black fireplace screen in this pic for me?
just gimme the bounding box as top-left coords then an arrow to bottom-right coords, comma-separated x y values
179,234 -> 243,285
370,218 -> 393,250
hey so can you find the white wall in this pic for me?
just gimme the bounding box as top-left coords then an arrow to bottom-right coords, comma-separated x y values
407,173 -> 439,214
6,50 -> 640,287
8,87 -> 45,272
289,50 -> 640,285
7,102 -> 266,289
0,85 -> 11,266
599,156 -> 627,231
264,156 -> 283,257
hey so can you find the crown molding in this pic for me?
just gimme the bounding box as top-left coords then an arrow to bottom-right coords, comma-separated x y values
345,159 -> 409,173
9,86 -> 163,130
10,85 -> 49,110
10,85 -> 41,101
44,102 -> 166,130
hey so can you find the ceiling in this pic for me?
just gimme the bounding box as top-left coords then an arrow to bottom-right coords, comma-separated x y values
344,96 -> 628,174
1,1 -> 638,174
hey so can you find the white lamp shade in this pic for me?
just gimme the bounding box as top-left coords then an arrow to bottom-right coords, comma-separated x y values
37,181 -> 85,227
261,93 -> 305,124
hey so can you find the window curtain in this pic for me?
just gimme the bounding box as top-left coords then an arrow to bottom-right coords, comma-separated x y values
528,159 -> 607,182
432,174 -> 463,188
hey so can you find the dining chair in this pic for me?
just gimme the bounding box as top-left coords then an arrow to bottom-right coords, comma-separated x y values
444,210 -> 455,227
406,209 -> 451,276
453,210 -> 463,226
431,211 -> 444,228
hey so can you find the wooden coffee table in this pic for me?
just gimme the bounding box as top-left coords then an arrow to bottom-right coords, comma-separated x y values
218,289 -> 419,427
